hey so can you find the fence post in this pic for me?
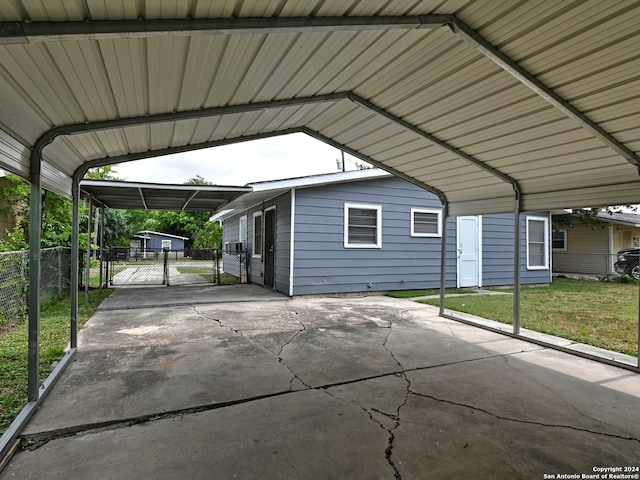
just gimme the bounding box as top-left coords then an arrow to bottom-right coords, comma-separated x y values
163,250 -> 170,286
215,249 -> 220,284
99,208 -> 104,290
105,247 -> 110,288
57,246 -> 63,296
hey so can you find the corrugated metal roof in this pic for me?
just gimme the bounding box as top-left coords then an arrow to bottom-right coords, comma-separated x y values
80,180 -> 251,212
0,0 -> 638,215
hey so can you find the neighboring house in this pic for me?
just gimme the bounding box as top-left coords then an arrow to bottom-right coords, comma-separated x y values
552,211 -> 640,276
0,169 -> 18,242
130,230 -> 189,258
214,170 -> 552,296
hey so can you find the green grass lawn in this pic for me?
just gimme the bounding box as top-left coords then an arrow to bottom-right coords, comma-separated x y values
175,267 -> 241,285
0,289 -> 113,434
387,288 -> 478,298
418,278 -> 639,356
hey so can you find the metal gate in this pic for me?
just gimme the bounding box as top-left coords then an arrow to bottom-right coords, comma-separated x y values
104,247 -> 222,287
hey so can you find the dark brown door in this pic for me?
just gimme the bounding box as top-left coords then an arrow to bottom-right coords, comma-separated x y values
264,209 -> 276,288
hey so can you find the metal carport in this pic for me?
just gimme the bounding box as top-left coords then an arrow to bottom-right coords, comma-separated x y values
0,0 -> 639,460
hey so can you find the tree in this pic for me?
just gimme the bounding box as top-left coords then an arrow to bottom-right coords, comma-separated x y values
0,166 -> 130,251
102,209 -> 134,245
84,166 -> 119,181
0,173 -> 74,248
192,221 -> 222,249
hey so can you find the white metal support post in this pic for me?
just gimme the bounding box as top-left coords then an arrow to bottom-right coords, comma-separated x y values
439,203 -> 449,316
513,193 -> 522,334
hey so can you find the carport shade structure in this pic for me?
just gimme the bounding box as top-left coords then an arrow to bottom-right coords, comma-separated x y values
80,180 -> 251,212
0,0 -> 639,462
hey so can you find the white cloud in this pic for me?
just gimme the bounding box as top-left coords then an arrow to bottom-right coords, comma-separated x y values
112,133 -> 366,186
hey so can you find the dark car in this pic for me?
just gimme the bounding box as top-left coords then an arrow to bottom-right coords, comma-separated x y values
614,248 -> 640,280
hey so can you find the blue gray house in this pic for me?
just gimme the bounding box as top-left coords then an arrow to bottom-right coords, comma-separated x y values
131,230 -> 189,256
214,170 -> 552,296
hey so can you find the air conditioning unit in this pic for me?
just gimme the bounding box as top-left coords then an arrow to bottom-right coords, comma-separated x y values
224,241 -> 245,254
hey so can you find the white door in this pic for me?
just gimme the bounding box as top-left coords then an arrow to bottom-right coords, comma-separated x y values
458,216 -> 480,287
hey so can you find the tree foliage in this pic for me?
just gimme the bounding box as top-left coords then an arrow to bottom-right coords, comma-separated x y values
84,166 -> 119,180
0,171 -> 220,251
102,209 -> 134,245
192,221 -> 222,249
0,174 -> 75,248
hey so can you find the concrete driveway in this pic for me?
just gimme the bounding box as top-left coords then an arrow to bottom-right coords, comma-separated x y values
2,285 -> 639,479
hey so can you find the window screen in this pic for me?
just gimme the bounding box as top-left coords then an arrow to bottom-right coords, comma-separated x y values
345,204 -> 381,248
412,209 -> 441,237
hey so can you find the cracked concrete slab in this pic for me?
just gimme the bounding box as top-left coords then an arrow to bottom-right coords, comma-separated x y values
2,288 -> 639,479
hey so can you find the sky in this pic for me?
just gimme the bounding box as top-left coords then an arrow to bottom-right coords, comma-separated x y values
111,132 -> 368,186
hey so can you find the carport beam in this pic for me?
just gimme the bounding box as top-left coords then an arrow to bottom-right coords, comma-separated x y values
450,17 -> 640,170
70,181 -> 80,348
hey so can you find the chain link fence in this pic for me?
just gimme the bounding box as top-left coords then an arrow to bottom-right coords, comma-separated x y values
102,247 -> 246,287
552,251 -> 620,279
0,247 -> 71,327
221,251 -> 249,283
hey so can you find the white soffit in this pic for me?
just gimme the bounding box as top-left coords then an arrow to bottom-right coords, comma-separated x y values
0,1 -> 637,215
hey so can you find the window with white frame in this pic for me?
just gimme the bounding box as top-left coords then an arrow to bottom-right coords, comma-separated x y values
552,230 -> 567,251
411,208 -> 442,237
344,203 -> 382,248
527,216 -> 549,269
239,215 -> 247,244
253,212 -> 262,257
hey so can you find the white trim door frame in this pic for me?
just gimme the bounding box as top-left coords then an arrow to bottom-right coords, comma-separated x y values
457,216 -> 482,288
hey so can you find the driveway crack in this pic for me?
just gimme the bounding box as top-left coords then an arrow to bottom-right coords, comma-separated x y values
410,391 -> 640,443
380,315 -> 410,480
192,305 -> 310,391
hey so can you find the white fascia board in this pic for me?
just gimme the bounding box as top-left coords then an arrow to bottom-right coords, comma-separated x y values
248,169 -> 391,192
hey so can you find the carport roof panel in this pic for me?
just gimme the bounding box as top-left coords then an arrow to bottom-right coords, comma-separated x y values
0,1 -> 638,215
80,180 -> 251,212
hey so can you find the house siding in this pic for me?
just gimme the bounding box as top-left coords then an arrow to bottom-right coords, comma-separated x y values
140,233 -> 186,250
222,192 -> 291,293
552,222 -> 611,275
612,224 -> 640,252
291,177 -> 456,295
481,213 -> 552,286
270,193 -> 292,294
221,175 -> 551,295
